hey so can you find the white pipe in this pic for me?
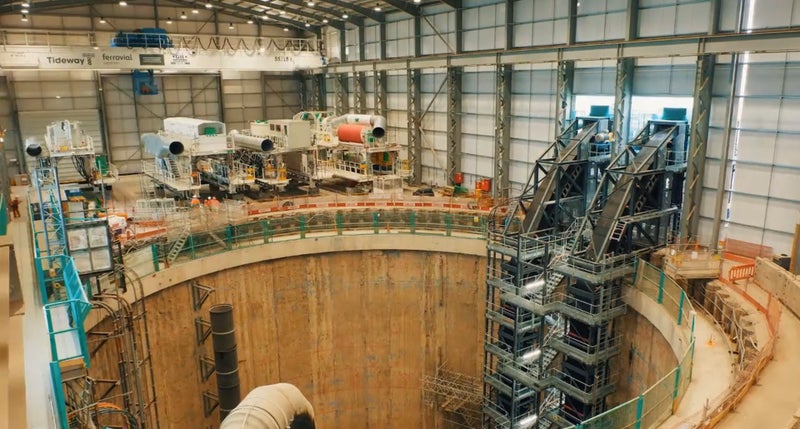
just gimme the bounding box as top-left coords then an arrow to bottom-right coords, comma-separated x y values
230,131 -> 274,151
24,137 -> 47,157
141,133 -> 184,158
220,383 -> 315,429
326,114 -> 387,138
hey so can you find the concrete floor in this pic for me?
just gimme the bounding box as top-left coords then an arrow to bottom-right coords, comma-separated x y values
6,185 -> 55,429
715,306 -> 800,428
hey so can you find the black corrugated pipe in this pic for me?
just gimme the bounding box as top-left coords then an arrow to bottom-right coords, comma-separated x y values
210,303 -> 241,421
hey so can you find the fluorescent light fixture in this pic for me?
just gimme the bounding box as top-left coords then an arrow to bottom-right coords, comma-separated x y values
374,4 -> 381,11
119,1 -> 127,6
192,8 -> 199,14
519,349 -> 541,362
516,414 -> 538,429
99,17 -> 107,23
247,19 -> 254,24
322,18 -> 328,23
261,15 -> 269,20
305,22 -> 310,27
20,14 -> 28,22
166,17 -> 173,24
523,278 -> 545,292
205,2 -> 213,8
414,0 -> 421,3
93,46 -> 99,50
283,27 -> 289,31
307,1 -> 315,5
228,22 -> 234,29
342,13 -> 348,18
180,11 -> 187,19
22,2 -> 30,7
279,9 -> 285,14
21,8 -> 28,13
55,95 -> 61,99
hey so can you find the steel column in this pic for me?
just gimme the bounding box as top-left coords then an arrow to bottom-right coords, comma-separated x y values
681,54 -> 715,240
555,59 -> 575,136
353,72 -> 366,113
711,54 -> 739,248
334,72 -> 349,115
260,72 -> 268,119
379,23 -> 387,60
505,0 -> 514,50
494,63 -> 512,198
298,73 -> 309,111
407,68 -> 422,185
567,0 -> 578,45
626,0 -> 639,41
455,4 -> 463,54
374,69 -> 388,118
613,57 -> 634,155
709,0 -> 721,35
339,28 -> 347,63
446,66 -> 462,186
314,73 -> 327,111
413,16 -> 422,57
5,75 -> 25,174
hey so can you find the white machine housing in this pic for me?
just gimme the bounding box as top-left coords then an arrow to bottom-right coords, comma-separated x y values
248,120 -> 311,151
161,117 -> 231,155
44,120 -> 95,157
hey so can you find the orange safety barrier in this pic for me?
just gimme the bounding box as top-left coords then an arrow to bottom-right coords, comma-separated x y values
728,263 -> 755,283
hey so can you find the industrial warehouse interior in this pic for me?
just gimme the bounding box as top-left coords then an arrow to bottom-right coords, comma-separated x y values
2,0 -> 800,429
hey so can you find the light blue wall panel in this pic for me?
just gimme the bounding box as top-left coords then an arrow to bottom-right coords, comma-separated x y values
512,0 -> 568,47
420,11 -> 457,55
463,0 -> 506,51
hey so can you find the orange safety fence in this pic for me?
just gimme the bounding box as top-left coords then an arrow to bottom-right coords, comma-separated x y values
728,263 -> 756,283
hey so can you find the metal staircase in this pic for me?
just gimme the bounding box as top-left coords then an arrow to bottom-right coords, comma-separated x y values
167,157 -> 181,178
167,227 -> 191,264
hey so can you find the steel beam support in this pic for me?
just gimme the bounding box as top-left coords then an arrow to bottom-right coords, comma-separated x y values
407,68 -> 422,185
353,72 -> 366,113
260,73 -> 268,119
711,54 -> 739,248
613,57 -> 634,155
379,23 -> 387,60
323,0 -> 385,22
555,59 -> 575,136
682,54 -> 715,240
339,28 -> 347,64
358,25 -> 366,62
567,0 -> 579,46
505,0 -> 515,51
298,73 -> 309,111
413,16 -> 422,58
446,66 -> 463,186
374,69 -> 388,118
455,4 -> 463,54
326,28 -> 800,73
494,63 -> 512,198
315,73 -> 327,111
626,0 -> 639,41
709,0 -> 722,35
5,76 -> 25,175
334,72 -> 349,115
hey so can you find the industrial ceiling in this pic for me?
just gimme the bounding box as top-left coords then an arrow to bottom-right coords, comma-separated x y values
0,0 -> 461,32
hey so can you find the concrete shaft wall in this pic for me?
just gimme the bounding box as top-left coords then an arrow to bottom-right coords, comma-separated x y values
140,250 -> 485,429
609,310 -> 679,406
